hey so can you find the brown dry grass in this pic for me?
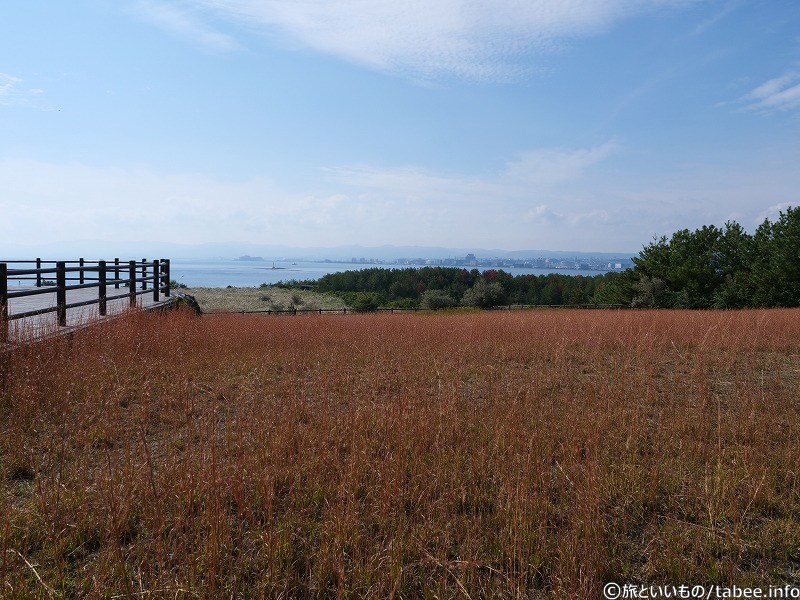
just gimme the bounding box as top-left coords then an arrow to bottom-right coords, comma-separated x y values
1,309 -> 799,598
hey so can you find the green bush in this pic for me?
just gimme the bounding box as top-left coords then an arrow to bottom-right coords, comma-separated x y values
352,293 -> 379,313
419,289 -> 457,310
461,280 -> 506,309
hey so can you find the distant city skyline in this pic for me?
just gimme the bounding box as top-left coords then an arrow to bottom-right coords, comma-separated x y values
0,239 -> 636,263
2,1 -> 799,253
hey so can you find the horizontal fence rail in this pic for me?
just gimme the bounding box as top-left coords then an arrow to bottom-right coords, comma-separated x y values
0,258 -> 171,342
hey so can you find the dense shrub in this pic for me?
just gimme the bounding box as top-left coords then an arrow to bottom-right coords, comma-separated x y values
461,279 -> 507,308
352,293 -> 379,312
419,289 -> 457,310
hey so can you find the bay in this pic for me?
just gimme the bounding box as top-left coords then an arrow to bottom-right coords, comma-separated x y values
170,259 -> 616,288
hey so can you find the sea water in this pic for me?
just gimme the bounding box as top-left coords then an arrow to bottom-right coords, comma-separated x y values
170,259 -> 615,288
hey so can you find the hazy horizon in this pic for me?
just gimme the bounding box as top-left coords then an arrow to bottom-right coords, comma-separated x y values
0,240 -> 636,262
2,2 -> 799,252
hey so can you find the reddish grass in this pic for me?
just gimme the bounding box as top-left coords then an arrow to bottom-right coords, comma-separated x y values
1,309 -> 799,598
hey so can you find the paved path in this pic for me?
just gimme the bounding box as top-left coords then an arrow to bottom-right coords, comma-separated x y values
4,285 -> 173,342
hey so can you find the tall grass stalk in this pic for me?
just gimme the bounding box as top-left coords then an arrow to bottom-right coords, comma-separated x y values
1,309 -> 799,597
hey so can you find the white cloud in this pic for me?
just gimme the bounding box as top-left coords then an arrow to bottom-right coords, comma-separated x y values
0,73 -> 22,100
0,73 -> 44,106
0,159 -> 498,249
4,141 -> 795,253
741,71 -> 800,112
329,142 -> 618,195
504,142 -> 618,185
756,202 -> 793,224
691,0 -> 739,36
186,0 -> 699,80
0,143 -> 621,251
524,205 -> 564,224
523,203 -> 612,229
0,160 -> 342,245
569,208 -> 610,225
323,143 -> 622,241
131,1 -> 240,52
324,164 -> 501,200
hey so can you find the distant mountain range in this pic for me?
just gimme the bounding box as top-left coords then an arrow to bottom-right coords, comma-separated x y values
1,240 -> 635,262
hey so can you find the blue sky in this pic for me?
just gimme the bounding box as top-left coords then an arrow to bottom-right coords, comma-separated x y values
2,0 -> 799,253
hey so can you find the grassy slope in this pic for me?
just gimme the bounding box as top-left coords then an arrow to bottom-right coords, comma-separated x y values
1,309 -> 799,597
184,286 -> 346,313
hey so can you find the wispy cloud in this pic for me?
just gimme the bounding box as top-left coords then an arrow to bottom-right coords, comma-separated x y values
741,71 -> 800,112
756,202 -> 793,224
3,146 -> 798,252
0,159 -> 351,245
0,73 -> 22,103
131,1 -> 240,52
691,0 -> 740,36
504,142 -> 618,185
329,143 -> 618,193
0,73 -> 44,106
325,143 -> 620,240
185,0 -> 700,80
524,205 -> 564,224
323,164 -> 502,200
569,208 -> 610,225
0,143 -> 621,249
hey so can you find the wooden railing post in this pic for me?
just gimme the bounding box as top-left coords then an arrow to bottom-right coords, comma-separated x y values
56,261 -> 67,326
141,259 -> 147,291
0,263 -> 8,343
79,257 -> 85,285
36,258 -> 42,287
129,261 -> 136,308
99,260 -> 107,316
162,259 -> 170,297
114,258 -> 120,289
152,260 -> 159,302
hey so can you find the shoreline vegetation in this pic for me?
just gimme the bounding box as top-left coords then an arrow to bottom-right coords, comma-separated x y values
2,309 -> 800,596
186,206 -> 800,313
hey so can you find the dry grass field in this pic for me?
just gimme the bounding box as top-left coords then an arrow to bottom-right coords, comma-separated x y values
1,309 -> 799,598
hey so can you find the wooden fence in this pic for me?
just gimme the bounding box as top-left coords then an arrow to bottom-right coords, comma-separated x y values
0,258 -> 171,342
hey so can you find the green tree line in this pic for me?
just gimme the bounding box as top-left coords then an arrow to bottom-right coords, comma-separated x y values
299,266 -> 617,310
597,205 -> 800,308
282,205 -> 798,310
